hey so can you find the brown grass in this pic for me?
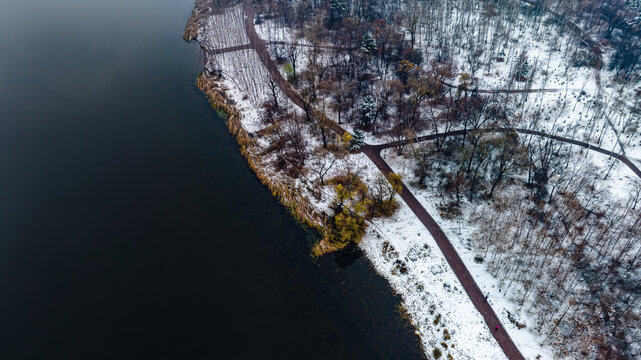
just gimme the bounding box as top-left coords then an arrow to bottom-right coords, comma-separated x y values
196,73 -> 326,238
311,237 -> 348,257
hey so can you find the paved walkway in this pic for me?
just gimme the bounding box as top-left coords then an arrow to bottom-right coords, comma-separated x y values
439,80 -> 582,94
243,3 -> 346,136
370,128 -> 641,179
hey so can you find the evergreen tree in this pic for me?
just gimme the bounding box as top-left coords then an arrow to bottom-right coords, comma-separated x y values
517,60 -> 531,78
513,53 -> 531,81
329,0 -> 347,23
359,95 -> 376,126
349,130 -> 365,150
360,32 -> 377,55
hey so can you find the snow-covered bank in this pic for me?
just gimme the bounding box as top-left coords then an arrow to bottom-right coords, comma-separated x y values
361,202 -> 510,360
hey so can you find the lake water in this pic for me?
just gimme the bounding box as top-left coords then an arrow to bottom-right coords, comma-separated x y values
0,0 -> 424,358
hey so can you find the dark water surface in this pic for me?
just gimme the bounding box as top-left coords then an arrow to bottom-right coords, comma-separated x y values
0,1 -> 424,359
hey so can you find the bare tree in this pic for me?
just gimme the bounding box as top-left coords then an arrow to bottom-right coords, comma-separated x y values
310,148 -> 338,185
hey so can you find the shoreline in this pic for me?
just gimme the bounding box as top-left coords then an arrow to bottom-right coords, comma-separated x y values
182,2 -> 357,257
181,2 -> 520,359
182,7 -> 429,358
180,2 -> 506,358
181,1 -> 641,358
183,7 -> 327,237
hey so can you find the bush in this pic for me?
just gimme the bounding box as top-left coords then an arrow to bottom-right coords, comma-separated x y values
438,202 -> 461,219
321,174 -> 372,250
283,62 -> 294,76
433,348 -> 442,359
318,171 -> 404,254
368,173 -> 403,217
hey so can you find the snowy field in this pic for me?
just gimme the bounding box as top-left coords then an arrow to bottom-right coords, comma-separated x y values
254,1 -> 641,166
207,49 -> 270,131
410,2 -> 641,165
199,5 -> 249,50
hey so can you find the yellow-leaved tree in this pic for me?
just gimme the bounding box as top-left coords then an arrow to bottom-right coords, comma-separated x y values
327,183 -> 370,248
313,172 -> 402,256
369,173 -> 403,217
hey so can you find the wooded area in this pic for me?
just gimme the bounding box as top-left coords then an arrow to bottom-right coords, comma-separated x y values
191,0 -> 641,358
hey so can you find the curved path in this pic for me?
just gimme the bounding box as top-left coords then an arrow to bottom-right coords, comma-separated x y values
267,40 -> 350,52
440,80 -> 582,94
370,128 -> 641,180
362,125 -> 641,360
243,2 -> 346,137
242,3 -> 525,359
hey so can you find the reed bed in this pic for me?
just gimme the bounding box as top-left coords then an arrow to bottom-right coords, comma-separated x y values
196,73 -> 326,238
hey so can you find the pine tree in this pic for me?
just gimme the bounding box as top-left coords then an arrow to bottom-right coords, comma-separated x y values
349,130 -> 365,150
329,0 -> 347,22
516,60 -> 531,79
513,52 -> 531,81
359,95 -> 376,126
360,32 -> 377,55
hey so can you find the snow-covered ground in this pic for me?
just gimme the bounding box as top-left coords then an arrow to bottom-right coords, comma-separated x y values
207,49 -> 269,130
193,2 -> 640,358
413,2 -> 641,164
199,5 -> 249,49
355,158 -> 554,359
361,202 -> 512,360
378,135 -> 641,359
310,149 -> 562,359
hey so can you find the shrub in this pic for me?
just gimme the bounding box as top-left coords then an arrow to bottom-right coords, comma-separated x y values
368,173 -> 403,217
438,202 -> 461,219
283,62 -> 294,76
